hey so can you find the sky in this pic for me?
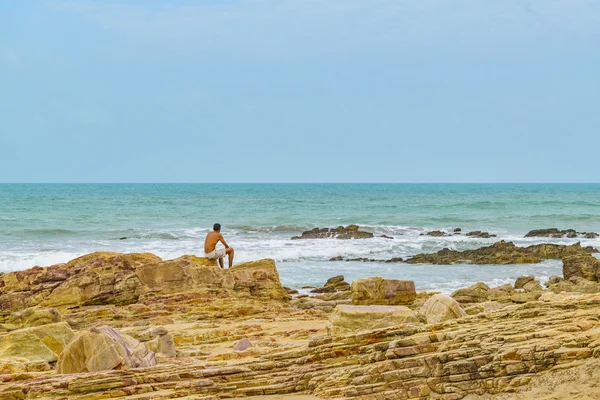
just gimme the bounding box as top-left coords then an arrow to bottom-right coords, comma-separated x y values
0,0 -> 599,183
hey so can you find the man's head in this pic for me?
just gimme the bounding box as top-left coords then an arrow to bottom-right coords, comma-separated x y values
213,223 -> 221,232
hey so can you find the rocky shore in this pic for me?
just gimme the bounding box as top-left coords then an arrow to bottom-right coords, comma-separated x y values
1,249 -> 600,399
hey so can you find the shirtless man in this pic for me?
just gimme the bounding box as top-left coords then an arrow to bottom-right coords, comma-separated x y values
204,223 -> 234,268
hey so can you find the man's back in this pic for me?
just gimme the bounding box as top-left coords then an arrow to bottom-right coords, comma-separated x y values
204,231 -> 221,253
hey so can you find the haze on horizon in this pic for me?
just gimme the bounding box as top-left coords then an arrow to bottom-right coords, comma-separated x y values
1,1 -> 599,183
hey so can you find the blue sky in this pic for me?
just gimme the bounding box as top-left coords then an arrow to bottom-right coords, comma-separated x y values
1,0 -> 599,182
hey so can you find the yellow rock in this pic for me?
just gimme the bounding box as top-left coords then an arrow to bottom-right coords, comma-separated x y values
0,322 -> 74,362
352,277 -> 416,305
419,294 -> 467,324
327,304 -> 420,336
57,325 -> 156,374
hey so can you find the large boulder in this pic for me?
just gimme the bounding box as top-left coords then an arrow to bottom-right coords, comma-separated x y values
352,277 -> 416,305
136,255 -> 225,294
451,282 -> 491,303
563,254 -> 600,281
327,305 -> 420,336
229,259 -> 290,300
419,294 -> 467,324
514,275 -> 535,289
57,326 -> 156,374
0,322 -> 75,362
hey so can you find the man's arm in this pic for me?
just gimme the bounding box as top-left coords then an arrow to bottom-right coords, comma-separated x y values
219,234 -> 230,249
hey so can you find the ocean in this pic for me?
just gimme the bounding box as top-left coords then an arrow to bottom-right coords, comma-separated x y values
1,183 -> 599,294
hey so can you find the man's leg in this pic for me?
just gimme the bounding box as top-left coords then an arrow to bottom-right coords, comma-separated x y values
226,247 -> 235,268
218,257 -> 224,269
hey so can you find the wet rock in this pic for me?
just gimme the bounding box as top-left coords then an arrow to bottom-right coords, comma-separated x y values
419,294 -> 467,324
515,275 -> 535,289
352,277 -> 416,306
327,304 -> 420,336
284,287 -> 299,295
404,241 -> 595,265
563,254 -> 600,281
57,325 -> 156,374
454,228 -> 462,233
525,228 -> 599,238
424,230 -> 446,237
380,234 -> 394,239
466,231 -> 497,238
291,225 -> 374,240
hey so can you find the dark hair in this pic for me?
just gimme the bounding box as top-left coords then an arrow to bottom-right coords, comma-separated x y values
213,223 -> 221,231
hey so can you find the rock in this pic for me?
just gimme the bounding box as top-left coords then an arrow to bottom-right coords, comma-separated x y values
522,280 -> 543,292
525,228 -> 599,238
419,294 -> 467,324
0,254 -> 290,311
228,259 -> 291,300
234,338 -> 252,352
451,282 -> 491,303
291,225 -> 374,240
284,287 -> 299,295
324,275 -> 345,287
425,230 -> 446,237
464,301 -> 504,315
515,275 -> 535,289
466,231 -> 497,238
380,235 -> 394,239
8,306 -> 62,328
404,241 -> 595,265
486,284 -> 516,302
563,254 -> 600,281
352,277 -> 416,305
0,322 -> 74,362
454,228 -> 462,233
57,326 -> 156,374
547,276 -> 600,294
327,305 -> 420,336
124,326 -> 176,358
511,291 -> 542,303
310,286 -> 336,294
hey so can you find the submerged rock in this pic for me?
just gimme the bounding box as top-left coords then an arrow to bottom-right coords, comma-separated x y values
525,228 -> 599,238
352,277 -> 416,305
404,241 -> 596,265
291,225 -> 374,240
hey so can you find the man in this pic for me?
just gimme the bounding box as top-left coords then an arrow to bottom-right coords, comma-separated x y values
204,223 -> 234,268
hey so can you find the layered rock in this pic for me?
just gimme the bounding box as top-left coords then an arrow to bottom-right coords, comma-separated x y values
352,277 -> 416,305
56,326 -> 156,374
0,322 -> 74,362
419,294 -> 467,324
0,253 -> 289,311
405,240 -> 596,264
328,305 -> 420,336
291,225 -> 374,240
525,228 -> 599,238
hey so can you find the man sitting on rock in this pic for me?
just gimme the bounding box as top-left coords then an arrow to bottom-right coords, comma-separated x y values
204,223 -> 235,268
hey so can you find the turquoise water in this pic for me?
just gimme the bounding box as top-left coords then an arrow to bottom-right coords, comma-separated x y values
1,183 -> 599,292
